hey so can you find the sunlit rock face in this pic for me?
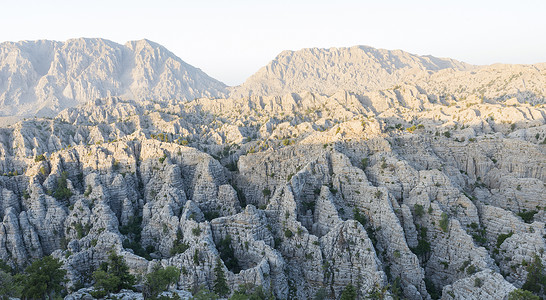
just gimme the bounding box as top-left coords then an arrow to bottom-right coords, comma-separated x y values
0,42 -> 545,299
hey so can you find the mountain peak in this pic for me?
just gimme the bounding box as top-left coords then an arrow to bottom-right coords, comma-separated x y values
125,38 -> 162,50
0,38 -> 227,117
230,45 -> 472,98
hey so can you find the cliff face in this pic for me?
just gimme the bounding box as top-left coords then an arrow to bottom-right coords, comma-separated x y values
0,90 -> 543,299
0,43 -> 545,300
0,38 -> 227,117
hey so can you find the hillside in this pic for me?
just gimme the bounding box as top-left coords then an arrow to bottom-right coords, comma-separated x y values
0,43 -> 545,300
0,38 -> 227,117
230,46 -> 472,98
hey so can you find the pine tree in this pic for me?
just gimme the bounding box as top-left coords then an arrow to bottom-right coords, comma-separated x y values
106,252 -> 136,290
522,254 -> 546,297
143,265 -> 180,299
340,283 -> 356,300
0,263 -> 21,299
213,258 -> 229,297
92,252 -> 136,297
20,256 -> 67,300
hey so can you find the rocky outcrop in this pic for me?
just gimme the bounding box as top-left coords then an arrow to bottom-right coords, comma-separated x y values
441,270 -> 516,300
0,43 -> 545,299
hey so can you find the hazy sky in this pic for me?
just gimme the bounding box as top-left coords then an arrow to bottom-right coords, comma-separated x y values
1,0 -> 545,85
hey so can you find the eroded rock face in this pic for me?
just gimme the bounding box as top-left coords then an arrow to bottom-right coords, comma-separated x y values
0,44 -> 545,299
441,270 -> 516,300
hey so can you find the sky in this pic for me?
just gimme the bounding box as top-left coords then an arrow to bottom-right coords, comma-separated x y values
1,0 -> 545,86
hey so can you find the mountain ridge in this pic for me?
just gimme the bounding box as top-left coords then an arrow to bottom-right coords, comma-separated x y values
0,38 -> 227,117
229,45 -> 474,98
1,38 -> 545,120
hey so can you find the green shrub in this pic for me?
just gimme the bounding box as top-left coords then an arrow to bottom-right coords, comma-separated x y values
439,213 -> 449,233
425,278 -> 440,299
302,201 -> 316,213
361,158 -> 369,169
340,284 -> 356,300
170,237 -> 189,256
459,260 -> 470,272
20,256 -> 67,300
411,226 -> 430,256
53,171 -> 73,202
496,231 -> 514,248
518,210 -> 538,223
34,154 -> 46,162
122,239 -> 151,260
229,284 -> 273,300
414,204 -> 424,217
411,239 -> 431,256
0,265 -> 21,298
73,222 -> 91,239
508,289 -> 540,300
84,185 -> 92,197
353,208 -> 367,226
226,162 -> 238,172
193,249 -> 200,265
521,254 -> 546,296
466,264 -> 477,275
92,252 -> 135,296
120,216 -> 151,260
284,229 -> 294,238
216,235 -> 240,273
204,210 -> 220,221
192,227 -> 202,236
314,288 -> 327,300
143,265 -> 180,299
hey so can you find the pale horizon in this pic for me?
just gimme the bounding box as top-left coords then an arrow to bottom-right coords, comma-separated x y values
2,0 -> 545,86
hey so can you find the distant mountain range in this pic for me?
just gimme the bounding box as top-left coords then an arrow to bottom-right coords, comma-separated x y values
230,45 -> 472,98
0,38 -> 545,118
231,46 -> 546,105
0,38 -> 227,116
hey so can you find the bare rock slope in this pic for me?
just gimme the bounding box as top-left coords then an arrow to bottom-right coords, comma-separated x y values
230,46 -> 472,98
230,46 -> 546,106
0,38 -> 227,117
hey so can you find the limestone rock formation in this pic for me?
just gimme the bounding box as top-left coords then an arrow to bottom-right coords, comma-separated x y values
0,42 -> 545,299
0,38 -> 227,117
